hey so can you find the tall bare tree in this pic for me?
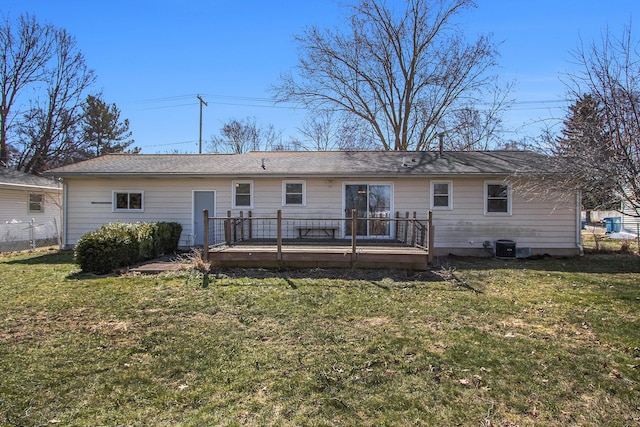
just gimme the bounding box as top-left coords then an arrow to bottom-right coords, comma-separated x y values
273,0 -> 505,151
209,117 -> 279,154
0,13 -> 54,166
296,110 -> 377,151
560,23 -> 640,217
14,28 -> 95,174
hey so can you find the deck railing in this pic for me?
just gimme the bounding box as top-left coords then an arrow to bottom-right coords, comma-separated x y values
202,209 -> 433,264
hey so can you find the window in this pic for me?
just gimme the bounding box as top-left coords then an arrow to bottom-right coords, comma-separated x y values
113,191 -> 144,212
283,181 -> 305,206
485,182 -> 510,214
430,181 -> 452,210
233,181 -> 253,208
28,193 -> 44,213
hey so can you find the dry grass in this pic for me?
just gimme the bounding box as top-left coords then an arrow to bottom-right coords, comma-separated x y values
0,249 -> 638,426
581,225 -> 639,254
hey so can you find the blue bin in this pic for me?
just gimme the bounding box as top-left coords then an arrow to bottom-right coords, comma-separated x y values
611,217 -> 622,233
581,220 -> 587,230
604,217 -> 622,233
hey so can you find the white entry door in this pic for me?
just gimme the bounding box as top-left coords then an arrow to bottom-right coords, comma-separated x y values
193,191 -> 215,246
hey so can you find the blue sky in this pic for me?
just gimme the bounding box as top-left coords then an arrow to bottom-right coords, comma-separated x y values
6,0 -> 639,153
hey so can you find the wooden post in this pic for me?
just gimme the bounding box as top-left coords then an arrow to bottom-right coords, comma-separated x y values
351,209 -> 357,263
248,211 -> 253,240
276,210 -> 282,261
428,210 -> 434,265
411,212 -> 417,246
203,209 -> 209,262
403,211 -> 409,243
394,211 -> 400,241
233,215 -> 237,242
239,211 -> 245,241
225,210 -> 231,245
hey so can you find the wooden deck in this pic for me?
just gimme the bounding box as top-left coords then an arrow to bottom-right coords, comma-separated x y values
207,243 -> 430,270
202,209 -> 434,270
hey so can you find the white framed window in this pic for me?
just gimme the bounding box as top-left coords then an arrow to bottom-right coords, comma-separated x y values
113,191 -> 144,212
28,193 -> 44,213
233,180 -> 253,208
430,180 -> 452,210
282,181 -> 306,206
484,181 -> 511,215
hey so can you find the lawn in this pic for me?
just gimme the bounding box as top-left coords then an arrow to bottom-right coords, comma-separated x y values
1,248 -> 639,426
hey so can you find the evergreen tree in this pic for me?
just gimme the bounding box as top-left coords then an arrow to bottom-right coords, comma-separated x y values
553,94 -> 618,211
554,94 -> 605,156
80,94 -> 135,156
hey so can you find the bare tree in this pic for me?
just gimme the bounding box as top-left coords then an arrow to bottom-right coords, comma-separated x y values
209,117 -> 280,154
296,110 -> 377,151
297,110 -> 341,151
0,13 -> 54,166
439,82 -> 512,150
273,0 -> 505,151
560,23 -> 640,217
14,28 -> 95,174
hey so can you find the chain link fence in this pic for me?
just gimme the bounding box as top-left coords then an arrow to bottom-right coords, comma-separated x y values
0,218 -> 61,252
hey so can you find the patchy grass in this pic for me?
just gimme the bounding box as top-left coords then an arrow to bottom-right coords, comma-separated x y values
1,250 -> 639,426
582,226 -> 639,254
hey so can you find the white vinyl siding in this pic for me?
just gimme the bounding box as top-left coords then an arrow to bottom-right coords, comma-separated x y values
431,178 -> 576,253
62,176 -> 578,256
0,187 -> 61,223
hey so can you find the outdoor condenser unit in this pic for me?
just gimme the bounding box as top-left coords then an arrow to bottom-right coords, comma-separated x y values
494,239 -> 516,258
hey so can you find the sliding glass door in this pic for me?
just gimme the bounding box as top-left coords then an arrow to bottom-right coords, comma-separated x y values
344,184 -> 392,238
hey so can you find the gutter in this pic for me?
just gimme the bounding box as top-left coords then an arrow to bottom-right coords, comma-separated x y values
576,189 -> 584,256
62,179 -> 69,249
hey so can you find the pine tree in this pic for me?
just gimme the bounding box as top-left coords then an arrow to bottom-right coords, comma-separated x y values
554,94 -> 605,156
554,94 -> 618,210
80,95 -> 135,156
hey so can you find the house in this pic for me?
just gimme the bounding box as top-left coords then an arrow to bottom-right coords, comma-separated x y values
584,200 -> 640,235
0,168 -> 63,251
44,150 -> 581,264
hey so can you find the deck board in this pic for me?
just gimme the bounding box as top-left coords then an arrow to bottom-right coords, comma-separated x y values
208,244 -> 429,270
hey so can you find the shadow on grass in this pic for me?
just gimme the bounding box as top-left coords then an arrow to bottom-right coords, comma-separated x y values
211,266 -> 448,283
439,253 -> 640,275
3,250 -> 74,265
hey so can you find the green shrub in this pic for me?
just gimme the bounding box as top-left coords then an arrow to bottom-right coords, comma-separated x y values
157,222 -> 182,254
74,222 -> 182,274
137,222 -> 160,260
74,223 -> 140,274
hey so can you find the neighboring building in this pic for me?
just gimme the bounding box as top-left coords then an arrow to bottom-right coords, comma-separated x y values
584,200 -> 640,234
45,150 -> 581,258
0,168 -> 63,251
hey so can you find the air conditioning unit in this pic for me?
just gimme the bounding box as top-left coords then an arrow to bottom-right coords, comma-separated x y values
516,247 -> 531,259
494,239 -> 516,258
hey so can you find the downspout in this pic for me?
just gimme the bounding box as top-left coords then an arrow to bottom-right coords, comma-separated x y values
576,189 -> 584,256
61,179 -> 68,250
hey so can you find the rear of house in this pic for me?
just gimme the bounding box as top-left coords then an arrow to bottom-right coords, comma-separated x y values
46,151 -> 581,258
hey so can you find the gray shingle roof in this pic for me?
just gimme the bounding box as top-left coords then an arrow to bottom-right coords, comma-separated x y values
44,150 -> 563,178
0,168 -> 61,189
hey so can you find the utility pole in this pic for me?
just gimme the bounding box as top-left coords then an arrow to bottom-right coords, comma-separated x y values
197,95 -> 208,154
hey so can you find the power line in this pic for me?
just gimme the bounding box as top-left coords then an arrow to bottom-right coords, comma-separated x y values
132,92 -> 575,121
144,140 -> 198,148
